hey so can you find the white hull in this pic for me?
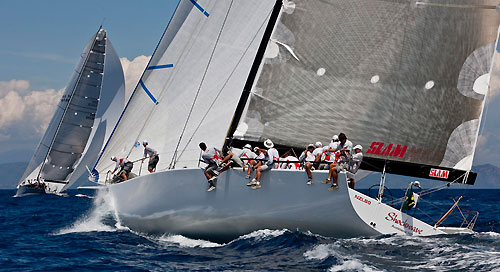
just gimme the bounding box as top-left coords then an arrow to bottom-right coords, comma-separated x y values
14,184 -> 46,197
104,168 -> 445,242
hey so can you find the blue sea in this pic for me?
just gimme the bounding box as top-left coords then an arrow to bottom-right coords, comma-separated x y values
1,188 -> 499,271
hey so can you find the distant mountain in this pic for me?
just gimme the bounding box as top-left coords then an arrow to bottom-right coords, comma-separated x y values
472,164 -> 500,189
0,162 -> 28,189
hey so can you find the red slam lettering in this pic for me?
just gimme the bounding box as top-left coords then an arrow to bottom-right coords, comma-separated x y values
429,168 -> 449,179
366,142 -> 407,158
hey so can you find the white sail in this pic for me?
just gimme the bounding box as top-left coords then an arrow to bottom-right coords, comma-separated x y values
93,0 -> 277,181
18,28 -> 124,194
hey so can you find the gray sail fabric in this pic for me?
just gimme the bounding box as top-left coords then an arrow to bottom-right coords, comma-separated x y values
93,0 -> 276,180
19,29 -> 125,191
233,0 -> 500,171
19,35 -> 94,184
62,37 -> 125,192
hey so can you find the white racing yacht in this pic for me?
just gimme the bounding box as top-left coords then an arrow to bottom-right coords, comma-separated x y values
89,0 -> 499,241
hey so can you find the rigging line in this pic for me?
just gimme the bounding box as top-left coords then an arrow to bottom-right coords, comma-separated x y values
174,8 -> 273,163
169,0 -> 235,169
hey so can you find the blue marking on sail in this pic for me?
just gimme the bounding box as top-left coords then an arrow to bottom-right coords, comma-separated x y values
147,64 -> 174,70
89,168 -> 99,183
190,0 -> 210,17
140,80 -> 159,105
497,39 -> 500,53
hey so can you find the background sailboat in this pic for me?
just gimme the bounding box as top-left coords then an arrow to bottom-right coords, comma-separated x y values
16,27 -> 125,196
90,0 -> 500,241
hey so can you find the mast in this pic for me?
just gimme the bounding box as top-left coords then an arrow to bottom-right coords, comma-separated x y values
223,0 -> 283,154
37,27 -> 102,180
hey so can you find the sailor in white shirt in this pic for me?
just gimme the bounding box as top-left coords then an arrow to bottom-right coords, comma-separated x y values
347,145 -> 364,189
299,144 -> 316,184
324,135 -> 340,162
219,144 -> 256,174
246,146 -> 264,179
247,139 -> 279,189
312,141 -> 326,170
199,142 -> 222,191
142,140 -> 159,173
322,133 -> 353,190
111,156 -> 133,182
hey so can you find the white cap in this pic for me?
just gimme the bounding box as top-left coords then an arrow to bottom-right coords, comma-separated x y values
307,143 -> 315,148
315,141 -> 322,147
264,139 -> 274,148
353,145 -> 363,151
143,140 -> 148,145
254,146 -> 259,152
111,156 -> 116,161
332,135 -> 339,140
244,144 -> 252,149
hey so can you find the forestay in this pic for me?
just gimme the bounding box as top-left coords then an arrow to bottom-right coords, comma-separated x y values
93,0 -> 276,181
231,0 -> 500,173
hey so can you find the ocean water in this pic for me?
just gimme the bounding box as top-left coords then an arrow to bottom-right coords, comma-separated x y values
1,189 -> 499,271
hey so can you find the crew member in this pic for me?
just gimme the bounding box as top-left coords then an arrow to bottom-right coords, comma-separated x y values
111,156 -> 133,182
312,141 -> 325,169
199,142 -> 222,192
246,147 -> 264,179
323,133 -> 353,189
219,144 -> 256,174
142,140 -> 159,173
299,144 -> 316,185
247,139 -> 279,189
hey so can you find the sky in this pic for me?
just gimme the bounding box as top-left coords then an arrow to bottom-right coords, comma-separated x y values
0,0 -> 179,163
1,0 -> 500,169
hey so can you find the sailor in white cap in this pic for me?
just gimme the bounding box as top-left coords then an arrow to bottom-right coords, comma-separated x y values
219,143 -> 257,175
299,143 -> 317,184
247,139 -> 279,189
142,140 -> 159,173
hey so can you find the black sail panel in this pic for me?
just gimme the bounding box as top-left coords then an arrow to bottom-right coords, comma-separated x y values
232,0 -> 500,182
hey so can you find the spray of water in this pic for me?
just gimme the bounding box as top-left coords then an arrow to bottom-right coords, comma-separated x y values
54,188 -> 125,235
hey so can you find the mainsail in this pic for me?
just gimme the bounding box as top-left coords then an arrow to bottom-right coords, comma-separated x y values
228,0 -> 500,184
93,0 -> 277,181
19,28 -> 125,193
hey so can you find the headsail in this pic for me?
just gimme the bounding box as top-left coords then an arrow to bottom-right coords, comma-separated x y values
92,0 -> 278,182
228,0 -> 500,184
18,28 -> 124,193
